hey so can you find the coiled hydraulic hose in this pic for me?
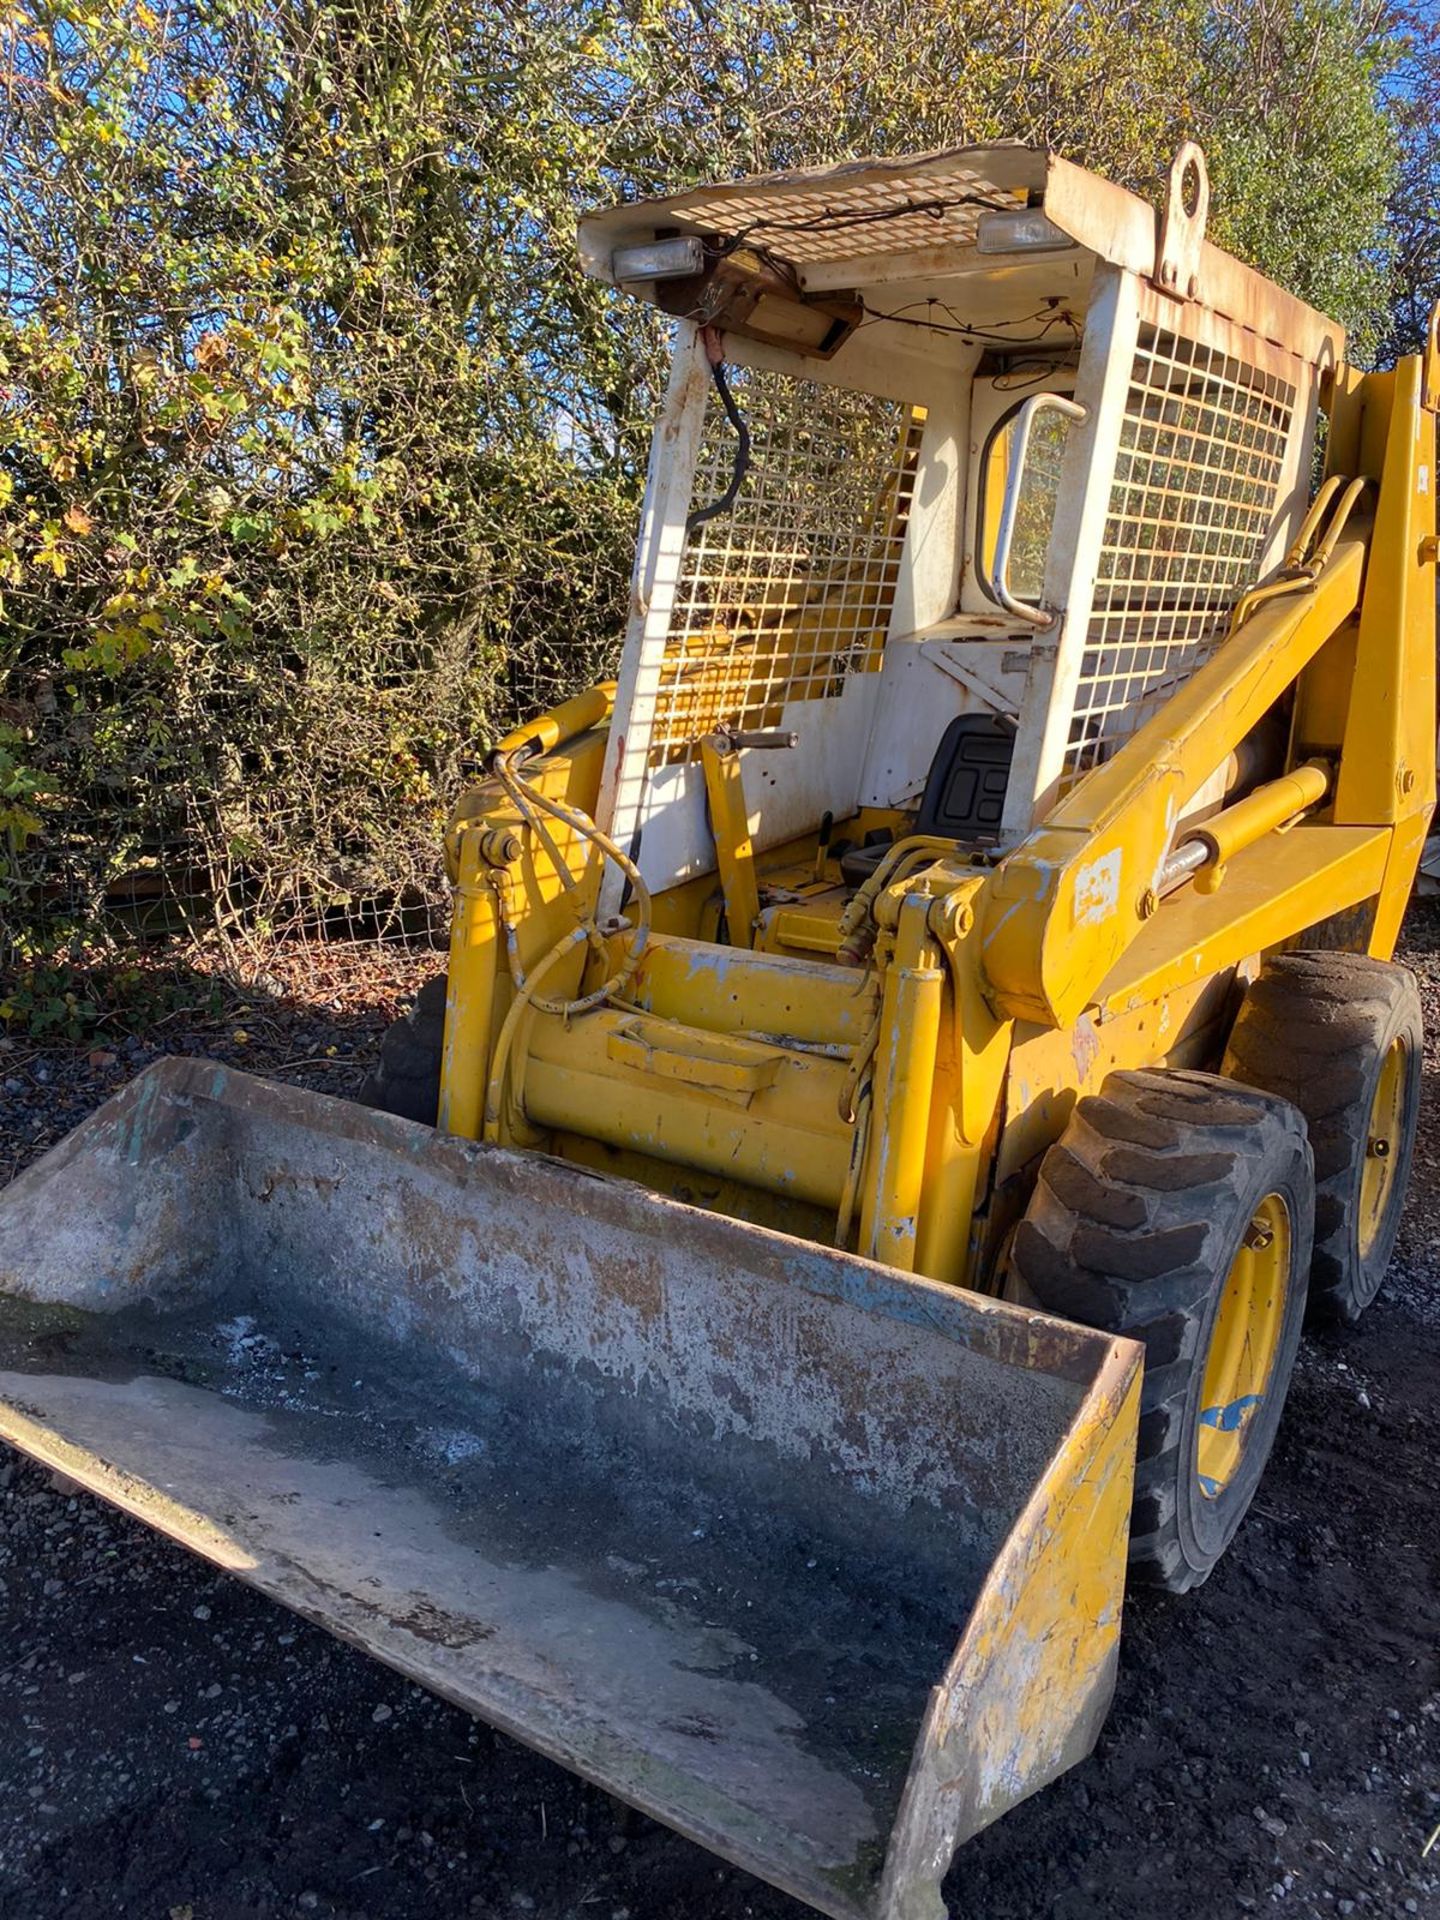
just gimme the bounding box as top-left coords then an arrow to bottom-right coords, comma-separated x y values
835,835 -> 960,968
482,924 -> 589,1144
488,749 -> 652,1018
480,748 -> 654,1143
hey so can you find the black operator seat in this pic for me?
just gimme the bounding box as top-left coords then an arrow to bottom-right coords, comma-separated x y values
839,714 -> 1015,888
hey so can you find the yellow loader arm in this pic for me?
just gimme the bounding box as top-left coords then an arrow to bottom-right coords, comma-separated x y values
979,352 -> 1437,1029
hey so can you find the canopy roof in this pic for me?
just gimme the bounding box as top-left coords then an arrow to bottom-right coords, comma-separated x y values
578,143 -> 1343,365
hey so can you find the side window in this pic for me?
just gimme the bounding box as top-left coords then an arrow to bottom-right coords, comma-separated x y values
978,397 -> 1078,608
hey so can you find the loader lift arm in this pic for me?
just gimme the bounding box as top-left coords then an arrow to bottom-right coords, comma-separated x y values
979,349 -> 1437,1029
978,530 -> 1368,1026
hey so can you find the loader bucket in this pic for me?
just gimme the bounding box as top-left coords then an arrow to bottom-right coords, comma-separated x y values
0,1059 -> 1140,1920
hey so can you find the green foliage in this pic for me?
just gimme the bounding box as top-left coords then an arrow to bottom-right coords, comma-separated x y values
1194,0 -> 1401,363
0,0 -> 1405,999
0,0 -> 645,972
0,942 -> 227,1038
1376,7 -> 1440,363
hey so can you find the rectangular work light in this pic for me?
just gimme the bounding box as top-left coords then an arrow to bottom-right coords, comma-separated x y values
975,210 -> 1074,254
610,235 -> 707,282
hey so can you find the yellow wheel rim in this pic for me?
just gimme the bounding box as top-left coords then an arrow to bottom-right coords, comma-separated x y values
1357,1038 -> 1406,1258
1196,1191 -> 1291,1501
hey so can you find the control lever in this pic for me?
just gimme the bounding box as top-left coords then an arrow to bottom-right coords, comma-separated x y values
704,725 -> 799,754
698,724 -> 795,950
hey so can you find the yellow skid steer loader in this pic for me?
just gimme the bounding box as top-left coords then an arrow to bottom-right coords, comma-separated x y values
1,142 -> 1436,1920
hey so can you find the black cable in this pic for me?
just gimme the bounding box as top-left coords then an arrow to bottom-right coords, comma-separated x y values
716,192 -> 1013,254
708,195 -> 1019,302
686,357 -> 751,537
858,299 -> 1075,347
993,356 -> 1075,392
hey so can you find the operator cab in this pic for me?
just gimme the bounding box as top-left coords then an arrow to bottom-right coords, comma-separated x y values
577,143 -> 1338,953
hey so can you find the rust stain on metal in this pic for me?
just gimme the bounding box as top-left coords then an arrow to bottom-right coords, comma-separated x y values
0,1060 -> 1139,1920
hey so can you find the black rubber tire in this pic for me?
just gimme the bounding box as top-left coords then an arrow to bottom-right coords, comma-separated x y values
1013,1069 -> 1314,1594
358,973 -> 447,1126
1222,951 -> 1423,1325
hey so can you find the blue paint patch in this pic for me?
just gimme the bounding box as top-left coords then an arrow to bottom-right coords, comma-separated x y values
1199,1393 -> 1262,1432
1197,1472 -> 1223,1497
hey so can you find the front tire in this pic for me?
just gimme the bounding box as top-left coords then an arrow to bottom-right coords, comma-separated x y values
1223,951 -> 1422,1324
358,974 -> 446,1126
1013,1069 -> 1314,1594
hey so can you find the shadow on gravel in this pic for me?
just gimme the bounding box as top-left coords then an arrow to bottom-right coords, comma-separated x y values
0,942 -> 441,1186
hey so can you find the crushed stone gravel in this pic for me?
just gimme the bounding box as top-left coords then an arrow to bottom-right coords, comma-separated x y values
0,922 -> 1436,1920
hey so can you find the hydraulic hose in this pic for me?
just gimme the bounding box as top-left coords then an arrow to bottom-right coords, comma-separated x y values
489,750 -> 652,1018
686,328 -> 751,538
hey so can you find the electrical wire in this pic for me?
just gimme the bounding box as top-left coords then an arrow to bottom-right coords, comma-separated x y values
677,299 -> 1062,545
693,193 -> 1044,315
992,355 -> 1078,392
714,191 -> 1015,255
686,350 -> 751,537
673,182 -> 1083,352
858,298 -> 1076,348
488,751 -> 652,1019
478,751 -> 655,1143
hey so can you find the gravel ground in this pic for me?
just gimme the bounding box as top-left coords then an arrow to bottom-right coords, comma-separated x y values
0,927 -> 1436,1920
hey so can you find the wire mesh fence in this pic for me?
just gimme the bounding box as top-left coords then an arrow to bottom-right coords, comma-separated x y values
0,584 -> 647,1046
3,630 -> 471,984
2,473 -> 635,1024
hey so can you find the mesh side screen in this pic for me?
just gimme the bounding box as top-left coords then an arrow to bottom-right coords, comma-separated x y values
1060,325 -> 1296,791
649,370 -> 924,767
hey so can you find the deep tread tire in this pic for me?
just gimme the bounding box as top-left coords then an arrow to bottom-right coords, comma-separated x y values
1223,952 -> 1422,1325
358,974 -> 447,1126
1013,1069 -> 1314,1594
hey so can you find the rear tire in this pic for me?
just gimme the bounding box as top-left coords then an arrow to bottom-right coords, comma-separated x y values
1013,1069 -> 1314,1594
1222,951 -> 1422,1324
359,974 -> 447,1126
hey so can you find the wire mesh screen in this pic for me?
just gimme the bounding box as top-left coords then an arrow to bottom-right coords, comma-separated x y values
648,371 -> 925,765
1060,324 -> 1296,790
668,162 -> 1024,270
